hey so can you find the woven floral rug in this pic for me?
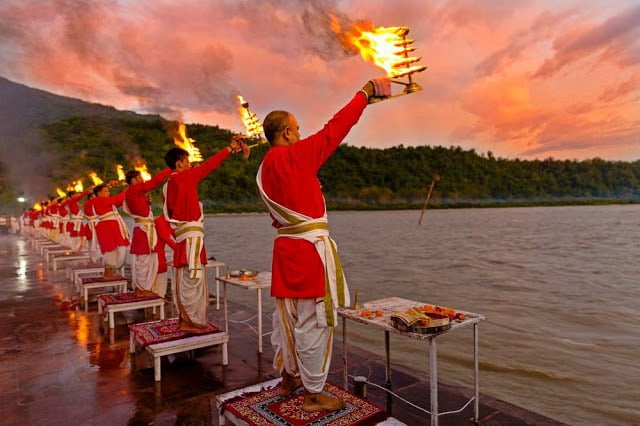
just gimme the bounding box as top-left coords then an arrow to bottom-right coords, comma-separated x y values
222,382 -> 389,425
81,275 -> 126,284
128,318 -> 220,348
98,292 -> 162,306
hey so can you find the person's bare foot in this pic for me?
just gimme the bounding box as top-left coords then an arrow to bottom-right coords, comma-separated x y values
279,370 -> 302,396
302,392 -> 345,412
103,267 -> 115,279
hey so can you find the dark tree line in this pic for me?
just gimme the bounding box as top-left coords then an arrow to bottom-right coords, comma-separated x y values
10,115 -> 636,212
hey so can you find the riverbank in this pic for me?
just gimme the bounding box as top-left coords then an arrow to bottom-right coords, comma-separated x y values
0,234 -> 566,425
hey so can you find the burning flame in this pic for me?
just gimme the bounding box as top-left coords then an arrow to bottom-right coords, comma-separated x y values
88,172 -> 103,185
116,165 -> 126,181
332,19 -> 425,78
56,188 -> 66,198
134,162 -> 152,182
66,180 -> 84,192
173,122 -> 203,163
33,202 -> 42,211
237,95 -> 264,138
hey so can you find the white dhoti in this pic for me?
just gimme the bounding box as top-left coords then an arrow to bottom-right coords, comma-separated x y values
153,272 -> 168,298
173,266 -> 208,327
272,298 -> 333,393
131,253 -> 159,292
102,246 -> 127,270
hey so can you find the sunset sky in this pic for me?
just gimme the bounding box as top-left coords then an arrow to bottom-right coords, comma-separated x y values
1,0 -> 638,161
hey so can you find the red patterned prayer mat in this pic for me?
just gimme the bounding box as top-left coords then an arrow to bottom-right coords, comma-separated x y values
98,292 -> 162,306
222,382 -> 389,426
81,275 -> 126,284
129,318 -> 221,348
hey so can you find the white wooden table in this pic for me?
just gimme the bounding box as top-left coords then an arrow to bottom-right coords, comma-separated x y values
53,254 -> 90,271
215,271 -> 271,353
37,241 -> 60,255
43,246 -> 67,260
45,249 -> 73,267
339,297 -> 485,426
67,266 -> 104,282
205,261 -> 226,310
129,318 -> 228,381
98,293 -> 165,343
79,277 -> 128,312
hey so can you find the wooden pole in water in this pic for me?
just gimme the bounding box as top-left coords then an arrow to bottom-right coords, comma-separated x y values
418,171 -> 439,225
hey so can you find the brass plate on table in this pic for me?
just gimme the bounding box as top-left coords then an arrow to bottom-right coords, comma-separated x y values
229,270 -> 258,278
390,310 -> 451,334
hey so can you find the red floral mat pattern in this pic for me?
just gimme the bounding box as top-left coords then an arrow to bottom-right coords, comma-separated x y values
128,318 -> 221,348
222,382 -> 388,425
81,275 -> 126,284
98,292 -> 162,306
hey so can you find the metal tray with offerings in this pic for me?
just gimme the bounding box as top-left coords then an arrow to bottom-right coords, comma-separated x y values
228,269 -> 258,279
390,307 -> 451,334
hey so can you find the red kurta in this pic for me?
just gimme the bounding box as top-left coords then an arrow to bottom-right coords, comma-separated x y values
93,190 -> 129,253
155,215 -> 176,274
164,148 -> 230,267
81,198 -> 96,239
125,168 -> 171,254
261,92 -> 367,298
66,190 -> 90,236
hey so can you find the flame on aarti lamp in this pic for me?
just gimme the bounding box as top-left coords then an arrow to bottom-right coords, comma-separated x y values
88,172 -> 103,185
33,202 -> 42,211
173,122 -> 203,163
134,162 -> 152,182
73,180 -> 84,192
332,18 -> 425,78
116,165 -> 126,181
56,188 -> 66,198
237,95 -> 264,138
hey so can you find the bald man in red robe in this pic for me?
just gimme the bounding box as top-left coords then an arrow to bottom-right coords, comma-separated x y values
257,78 -> 390,412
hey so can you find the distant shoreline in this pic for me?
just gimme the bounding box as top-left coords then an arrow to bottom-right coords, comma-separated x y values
199,198 -> 640,215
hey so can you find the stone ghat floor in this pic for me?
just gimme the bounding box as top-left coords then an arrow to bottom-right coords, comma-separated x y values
0,235 -> 564,425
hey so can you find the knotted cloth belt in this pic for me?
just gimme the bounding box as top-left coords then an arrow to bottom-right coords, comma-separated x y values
256,164 -> 349,327
174,221 -> 205,279
134,217 -> 157,252
98,210 -> 130,241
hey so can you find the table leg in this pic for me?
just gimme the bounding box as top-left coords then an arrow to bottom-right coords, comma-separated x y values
342,317 -> 348,390
257,287 -> 263,353
84,288 -> 88,313
160,304 -> 165,320
215,266 -> 220,310
223,282 -> 228,334
429,337 -> 438,426
154,356 -> 161,381
473,322 -> 479,424
222,341 -> 228,366
385,330 -> 391,386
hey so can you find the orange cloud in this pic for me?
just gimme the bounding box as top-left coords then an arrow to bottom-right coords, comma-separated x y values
0,0 -> 638,161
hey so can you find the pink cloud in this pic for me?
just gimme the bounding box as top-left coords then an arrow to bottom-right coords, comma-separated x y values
0,0 -> 638,161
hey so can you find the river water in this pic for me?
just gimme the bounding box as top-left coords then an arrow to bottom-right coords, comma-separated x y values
201,205 -> 639,425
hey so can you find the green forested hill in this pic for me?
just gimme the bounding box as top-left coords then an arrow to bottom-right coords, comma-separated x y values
1,76 -> 639,214
40,115 -> 640,213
